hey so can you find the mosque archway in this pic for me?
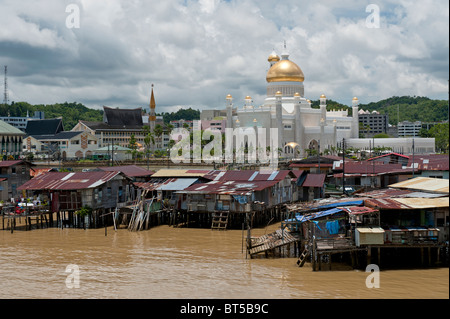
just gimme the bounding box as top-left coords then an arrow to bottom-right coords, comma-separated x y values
284,142 -> 300,158
307,139 -> 319,157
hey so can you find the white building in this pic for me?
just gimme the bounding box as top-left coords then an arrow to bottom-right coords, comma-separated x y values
221,48 -> 360,158
22,131 -> 99,160
203,47 -> 435,159
398,121 -> 422,137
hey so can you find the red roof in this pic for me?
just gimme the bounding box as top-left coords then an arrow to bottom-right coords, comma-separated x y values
289,163 -> 333,168
364,198 -> 411,210
409,154 -> 449,171
0,160 -> 25,167
367,152 -> 410,161
206,170 -> 294,182
339,162 -> 403,174
340,206 -> 378,214
17,171 -> 123,191
301,174 -> 326,187
98,165 -> 154,177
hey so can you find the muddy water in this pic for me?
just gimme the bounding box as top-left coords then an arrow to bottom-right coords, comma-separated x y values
0,224 -> 448,299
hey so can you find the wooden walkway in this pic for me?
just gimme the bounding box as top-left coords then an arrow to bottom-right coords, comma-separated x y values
248,229 -> 299,256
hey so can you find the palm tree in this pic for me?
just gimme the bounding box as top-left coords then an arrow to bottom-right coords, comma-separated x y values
154,124 -> 163,149
143,125 -> 155,169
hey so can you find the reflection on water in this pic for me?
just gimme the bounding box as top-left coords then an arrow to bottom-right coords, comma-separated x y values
0,224 -> 448,299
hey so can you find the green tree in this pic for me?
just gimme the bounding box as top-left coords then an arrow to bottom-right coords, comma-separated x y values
128,134 -> 138,160
428,123 -> 449,153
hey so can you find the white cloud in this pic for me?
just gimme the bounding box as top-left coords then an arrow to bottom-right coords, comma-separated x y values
0,0 -> 448,110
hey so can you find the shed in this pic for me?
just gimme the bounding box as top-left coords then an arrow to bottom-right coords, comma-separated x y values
355,227 -> 385,246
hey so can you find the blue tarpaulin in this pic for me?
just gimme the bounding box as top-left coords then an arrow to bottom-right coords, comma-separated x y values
294,207 -> 343,223
315,200 -> 364,209
233,195 -> 248,204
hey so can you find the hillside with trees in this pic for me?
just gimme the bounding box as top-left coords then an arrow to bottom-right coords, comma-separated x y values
0,101 -> 103,130
358,96 -> 448,125
1,96 -> 447,130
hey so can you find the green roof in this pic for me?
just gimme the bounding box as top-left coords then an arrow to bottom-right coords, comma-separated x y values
0,120 -> 26,135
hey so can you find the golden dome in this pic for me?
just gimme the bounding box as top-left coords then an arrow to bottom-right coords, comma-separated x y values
268,51 -> 280,62
275,91 -> 282,96
226,94 -> 232,99
320,94 -> 326,98
294,92 -> 301,97
266,59 -> 304,83
245,96 -> 252,100
352,97 -> 359,101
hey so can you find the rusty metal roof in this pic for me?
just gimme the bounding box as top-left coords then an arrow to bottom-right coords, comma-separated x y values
301,174 -> 326,187
392,197 -> 449,209
364,196 -> 449,210
180,179 -> 280,195
150,169 -> 214,178
409,154 -> 449,171
17,171 -> 123,191
364,198 -> 411,210
206,170 -> 294,182
354,189 -> 413,198
389,177 -> 449,194
339,206 -> 378,215
98,165 -> 155,177
0,160 -> 26,167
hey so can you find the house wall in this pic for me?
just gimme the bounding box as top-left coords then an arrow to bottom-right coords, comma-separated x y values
0,163 -> 32,199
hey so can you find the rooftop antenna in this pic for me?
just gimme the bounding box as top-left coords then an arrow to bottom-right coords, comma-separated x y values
3,65 -> 9,105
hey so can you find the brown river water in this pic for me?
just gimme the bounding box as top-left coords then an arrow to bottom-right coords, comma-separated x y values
0,223 -> 448,299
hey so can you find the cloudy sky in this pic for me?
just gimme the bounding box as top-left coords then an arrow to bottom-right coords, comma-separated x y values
0,0 -> 448,113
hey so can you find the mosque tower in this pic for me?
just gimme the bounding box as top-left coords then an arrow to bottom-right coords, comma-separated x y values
149,84 -> 156,132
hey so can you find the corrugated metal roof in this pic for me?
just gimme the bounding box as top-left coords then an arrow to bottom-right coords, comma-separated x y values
301,174 -> 325,187
408,154 -> 449,171
180,179 -> 279,195
98,165 -> 154,177
355,189 -> 413,198
392,197 -> 449,209
213,170 -> 293,182
389,177 -> 449,194
364,198 -> 413,210
337,161 -> 404,174
150,169 -> 213,178
17,171 -> 122,191
156,178 -> 199,191
0,120 -> 26,135
367,152 -> 410,161
340,206 -> 378,215
0,160 -> 24,167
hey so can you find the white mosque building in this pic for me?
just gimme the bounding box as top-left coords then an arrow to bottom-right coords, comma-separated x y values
203,47 -> 435,159
220,48 -> 359,158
